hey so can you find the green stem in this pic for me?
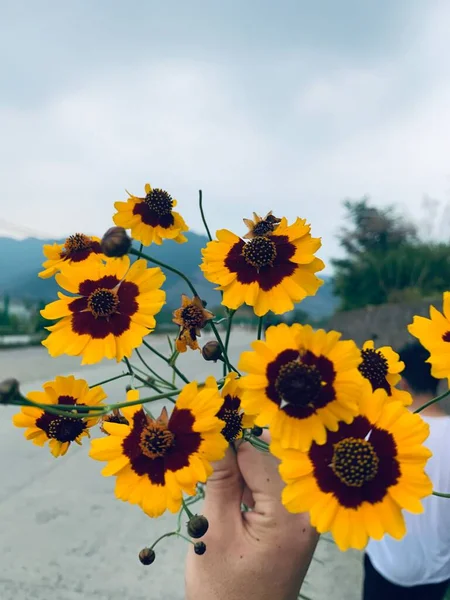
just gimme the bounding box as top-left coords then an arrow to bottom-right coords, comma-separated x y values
150,531 -> 178,550
135,348 -> 176,389
414,388 -> 450,413
112,389 -> 179,411
21,389 -> 181,419
123,356 -> 134,376
182,497 -> 195,519
142,339 -> 190,384
244,434 -> 270,452
223,309 -> 235,377
198,189 -> 213,242
432,491 -> 450,498
209,321 -> 240,375
130,247 -> 199,298
257,316 -> 264,341
89,372 -> 129,388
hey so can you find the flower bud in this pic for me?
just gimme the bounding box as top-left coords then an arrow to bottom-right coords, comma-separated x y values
201,341 -> 222,362
194,542 -> 207,555
139,547 -> 156,565
0,378 -> 19,404
101,227 -> 132,258
251,426 -> 263,437
187,515 -> 209,538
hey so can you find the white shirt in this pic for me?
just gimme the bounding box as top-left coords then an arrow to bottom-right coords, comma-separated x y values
366,415 -> 450,587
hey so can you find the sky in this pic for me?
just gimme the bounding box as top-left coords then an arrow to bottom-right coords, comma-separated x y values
1,0 -> 450,269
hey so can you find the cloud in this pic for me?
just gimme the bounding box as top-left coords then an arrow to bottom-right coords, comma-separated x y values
1,0 -> 449,273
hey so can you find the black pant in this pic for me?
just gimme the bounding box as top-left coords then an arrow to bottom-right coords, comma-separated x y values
363,554 -> 449,600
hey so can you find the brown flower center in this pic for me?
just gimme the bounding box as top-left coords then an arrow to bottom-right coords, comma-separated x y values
242,237 -> 277,268
88,288 -> 119,318
220,408 -> 244,442
359,349 -> 389,389
47,415 -> 86,443
181,304 -> 205,327
443,332 -> 450,342
139,422 -> 175,459
63,233 -> 92,254
275,361 -> 322,406
331,437 -> 379,488
145,188 -> 174,216
253,220 -> 276,236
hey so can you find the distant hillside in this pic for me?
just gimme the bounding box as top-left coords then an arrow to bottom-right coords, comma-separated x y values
0,236 -> 337,317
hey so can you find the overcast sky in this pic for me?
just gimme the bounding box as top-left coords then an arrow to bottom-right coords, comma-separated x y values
1,0 -> 450,268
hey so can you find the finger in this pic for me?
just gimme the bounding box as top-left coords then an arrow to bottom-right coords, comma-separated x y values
202,444 -> 244,523
237,441 -> 285,519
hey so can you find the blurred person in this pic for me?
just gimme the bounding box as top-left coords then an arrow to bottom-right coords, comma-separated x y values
363,342 -> 450,600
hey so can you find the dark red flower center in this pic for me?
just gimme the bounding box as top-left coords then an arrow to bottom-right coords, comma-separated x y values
88,288 -> 119,318
181,304 -> 205,328
220,409 -> 243,442
139,421 -> 175,459
145,188 -> 173,216
331,437 -> 379,488
253,220 -> 276,236
217,395 -> 244,442
242,237 -> 277,269
35,395 -> 86,443
358,348 -> 389,392
122,408 -> 202,485
275,361 -> 323,407
309,416 -> 400,508
63,233 -> 92,254
266,349 -> 336,419
443,331 -> 450,342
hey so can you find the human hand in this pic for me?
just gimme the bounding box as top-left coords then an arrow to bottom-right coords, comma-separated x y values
185,438 -> 319,600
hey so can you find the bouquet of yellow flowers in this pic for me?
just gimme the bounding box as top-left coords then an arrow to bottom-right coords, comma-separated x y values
3,181 -> 448,568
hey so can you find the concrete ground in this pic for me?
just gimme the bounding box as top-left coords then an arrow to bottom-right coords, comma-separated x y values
0,332 -> 363,600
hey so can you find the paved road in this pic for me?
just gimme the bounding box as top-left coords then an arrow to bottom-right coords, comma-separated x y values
0,332 -> 362,600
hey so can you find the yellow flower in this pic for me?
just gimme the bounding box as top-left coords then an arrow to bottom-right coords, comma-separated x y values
172,295 -> 214,353
272,381 -> 432,551
39,233 -> 105,279
242,211 -> 281,239
41,256 -> 165,365
359,340 -> 412,405
216,373 -> 255,442
238,323 -> 362,451
113,183 -> 188,246
12,376 -> 106,457
408,292 -> 450,384
200,217 -> 324,316
100,408 -> 129,434
89,383 -> 227,518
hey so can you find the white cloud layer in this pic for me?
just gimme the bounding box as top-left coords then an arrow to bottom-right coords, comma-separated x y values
1,0 -> 449,268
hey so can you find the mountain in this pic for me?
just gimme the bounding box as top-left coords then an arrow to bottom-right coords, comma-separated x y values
0,235 -> 337,317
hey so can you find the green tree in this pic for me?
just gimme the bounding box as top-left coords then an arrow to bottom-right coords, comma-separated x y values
332,198 -> 450,310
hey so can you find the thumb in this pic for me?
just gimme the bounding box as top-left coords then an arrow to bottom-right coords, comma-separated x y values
202,444 -> 244,523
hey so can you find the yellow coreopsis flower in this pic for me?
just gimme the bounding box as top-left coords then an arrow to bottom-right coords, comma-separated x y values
89,383 -> 227,518
238,323 -> 362,451
12,376 -> 106,457
113,183 -> 188,246
359,340 -> 412,405
39,233 -> 105,278
272,381 -> 432,551
216,373 -> 255,442
201,216 -> 324,316
41,256 -> 165,364
172,294 -> 214,353
408,292 -> 450,384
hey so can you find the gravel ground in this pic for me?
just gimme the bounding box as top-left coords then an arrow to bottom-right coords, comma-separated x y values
0,333 -> 363,600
